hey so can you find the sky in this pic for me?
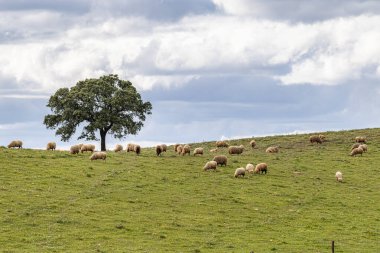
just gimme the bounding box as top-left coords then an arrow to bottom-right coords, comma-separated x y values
1,0 -> 380,150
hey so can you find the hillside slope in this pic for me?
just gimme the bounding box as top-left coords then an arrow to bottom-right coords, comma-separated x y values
0,128 -> 379,252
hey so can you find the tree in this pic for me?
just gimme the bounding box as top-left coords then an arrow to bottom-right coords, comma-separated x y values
43,74 -> 152,151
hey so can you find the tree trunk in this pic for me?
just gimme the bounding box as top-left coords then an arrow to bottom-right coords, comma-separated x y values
100,129 -> 107,151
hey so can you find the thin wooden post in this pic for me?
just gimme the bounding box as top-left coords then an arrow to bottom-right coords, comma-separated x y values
332,240 -> 335,253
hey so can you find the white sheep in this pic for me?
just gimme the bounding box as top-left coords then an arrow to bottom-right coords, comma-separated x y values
351,147 -> 363,156
228,145 -> 244,155
359,144 -> 368,152
234,167 -> 246,178
335,171 -> 343,182
70,145 -> 80,154
203,161 -> 217,171
7,140 -> 23,149
246,163 -> 255,173
114,144 -> 123,152
193,147 -> 204,156
90,151 -> 107,161
81,144 -> 95,153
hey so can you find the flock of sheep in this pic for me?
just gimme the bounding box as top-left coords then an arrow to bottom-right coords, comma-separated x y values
5,134 -> 369,181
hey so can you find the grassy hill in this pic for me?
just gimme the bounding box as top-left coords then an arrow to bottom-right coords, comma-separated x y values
0,128 -> 379,252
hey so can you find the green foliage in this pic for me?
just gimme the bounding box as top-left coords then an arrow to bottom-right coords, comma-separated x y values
0,128 -> 379,252
43,74 -> 152,150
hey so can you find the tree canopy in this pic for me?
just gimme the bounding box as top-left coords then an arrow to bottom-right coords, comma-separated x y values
43,74 -> 152,151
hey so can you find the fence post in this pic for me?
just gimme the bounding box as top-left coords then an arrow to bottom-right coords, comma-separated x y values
332,240 -> 335,253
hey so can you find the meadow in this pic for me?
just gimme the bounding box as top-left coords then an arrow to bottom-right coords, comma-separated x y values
0,128 -> 379,252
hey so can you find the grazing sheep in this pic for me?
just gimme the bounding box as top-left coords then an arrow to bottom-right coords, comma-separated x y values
155,145 -> 163,156
319,134 -> 326,141
250,140 -> 256,148
266,146 -> 279,153
216,141 -> 229,148
126,143 -> 135,152
351,143 -> 360,150
254,163 -> 268,174
160,144 -> 167,152
228,145 -> 244,155
210,148 -> 218,153
134,144 -> 141,155
90,151 -> 107,161
46,142 -> 56,151
203,161 -> 217,171
213,155 -> 228,166
234,167 -> 246,178
359,144 -> 368,152
246,163 -> 255,173
181,144 -> 191,156
7,140 -> 23,149
350,147 -> 363,156
174,144 -> 180,152
355,136 -> 366,143
309,135 -> 322,144
335,171 -> 343,182
114,144 -> 123,152
193,147 -> 204,156
81,144 -> 95,153
70,145 -> 80,154
176,145 -> 183,154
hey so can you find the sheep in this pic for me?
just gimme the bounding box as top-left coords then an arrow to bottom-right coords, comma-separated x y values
160,144 -> 167,152
309,135 -> 322,144
335,171 -> 343,182
7,140 -> 23,149
90,151 -> 107,161
234,167 -> 246,178
319,134 -> 326,142
70,145 -> 80,154
350,147 -> 363,156
359,144 -> 368,152
355,136 -> 366,143
193,147 -> 204,156
210,148 -> 218,153
114,144 -> 123,152
246,163 -> 255,173
216,141 -> 229,148
213,155 -> 228,166
181,144 -> 191,156
266,146 -> 279,153
81,144 -> 95,153
134,144 -> 141,155
176,145 -> 183,154
228,145 -> 244,155
46,142 -> 56,151
250,140 -> 256,148
254,163 -> 268,174
126,143 -> 135,152
155,145 -> 163,156
351,143 -> 360,150
174,144 -> 180,152
203,161 -> 217,171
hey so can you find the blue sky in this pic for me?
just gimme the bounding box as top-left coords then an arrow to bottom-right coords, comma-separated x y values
1,0 -> 380,150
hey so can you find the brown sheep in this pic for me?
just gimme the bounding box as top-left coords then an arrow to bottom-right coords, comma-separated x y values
213,155 -> 228,166
319,134 -> 326,142
359,144 -> 368,152
250,140 -> 256,148
160,144 -> 167,152
156,145 -> 163,156
351,143 -> 360,150
203,161 -> 217,171
355,136 -> 366,143
266,146 -> 279,153
254,163 -> 268,174
351,147 -> 363,156
174,144 -> 180,152
134,144 -> 141,155
228,145 -> 244,155
46,142 -> 56,151
216,141 -> 229,148
181,144 -> 191,156
114,144 -> 123,152
7,140 -> 23,149
234,167 -> 246,178
309,135 -> 322,144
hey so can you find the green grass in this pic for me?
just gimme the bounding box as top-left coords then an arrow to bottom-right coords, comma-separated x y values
0,128 -> 379,252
